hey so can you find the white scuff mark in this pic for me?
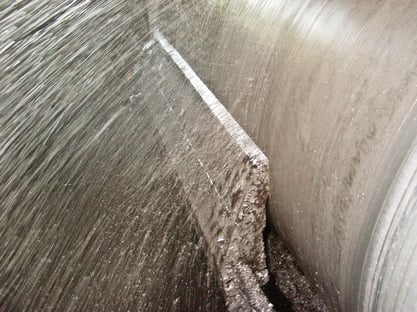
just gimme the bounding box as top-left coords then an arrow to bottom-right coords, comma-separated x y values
90,108 -> 124,143
142,38 -> 155,51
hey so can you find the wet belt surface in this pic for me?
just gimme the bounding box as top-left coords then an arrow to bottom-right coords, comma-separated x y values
0,1 -> 226,310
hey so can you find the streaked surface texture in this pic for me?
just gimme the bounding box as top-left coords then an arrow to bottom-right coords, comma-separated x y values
151,0 -> 417,310
0,1 -> 226,310
0,1 -> 274,311
2,0 -> 417,311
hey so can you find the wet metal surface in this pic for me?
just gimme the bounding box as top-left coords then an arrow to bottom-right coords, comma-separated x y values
0,2 -> 227,310
0,1 -> 275,311
152,0 -> 417,310
3,0 -> 417,311
140,32 -> 272,311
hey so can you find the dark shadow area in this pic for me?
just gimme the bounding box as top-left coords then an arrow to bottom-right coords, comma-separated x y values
261,258 -> 293,311
263,201 -> 330,312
